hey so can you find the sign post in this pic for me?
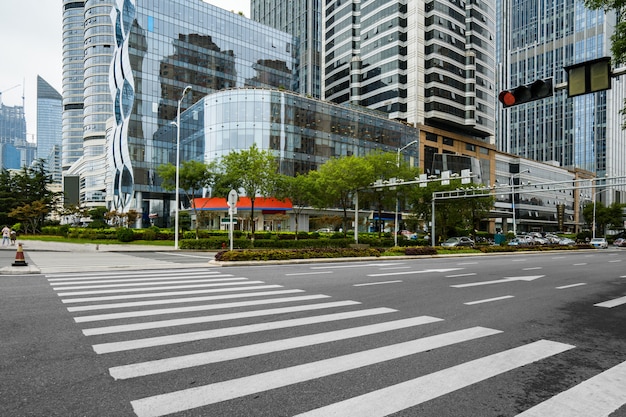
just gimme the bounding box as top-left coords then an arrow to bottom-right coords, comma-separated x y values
227,190 -> 238,251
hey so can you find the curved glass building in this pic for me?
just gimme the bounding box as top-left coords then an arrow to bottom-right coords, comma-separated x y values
167,88 -> 418,177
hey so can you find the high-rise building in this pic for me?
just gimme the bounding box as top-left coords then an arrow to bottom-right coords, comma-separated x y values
497,0 -> 626,204
61,0 -> 87,171
0,97 -> 31,170
252,0 -> 322,99
36,76 -> 63,183
62,0 -> 297,218
322,0 -> 497,140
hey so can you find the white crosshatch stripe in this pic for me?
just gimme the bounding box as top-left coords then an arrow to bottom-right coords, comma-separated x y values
73,294 -> 331,322
45,268 -> 214,279
109,316 -> 444,380
294,340 -> 574,417
92,308 -> 397,354
52,278 -> 247,290
60,284 -> 283,303
65,289 -> 305,312
82,300 -> 362,336
56,280 -> 266,296
130,326 -> 503,417
516,360 -> 626,416
49,274 -> 237,285
594,296 -> 626,308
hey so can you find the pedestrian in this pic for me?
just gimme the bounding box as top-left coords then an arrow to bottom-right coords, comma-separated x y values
10,229 -> 16,245
1,225 -> 10,246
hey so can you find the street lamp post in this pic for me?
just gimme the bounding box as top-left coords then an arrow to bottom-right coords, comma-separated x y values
174,86 -> 192,250
394,140 -> 418,246
509,169 -> 530,237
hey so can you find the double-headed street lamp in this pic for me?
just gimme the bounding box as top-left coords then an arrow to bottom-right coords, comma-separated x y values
174,86 -> 192,250
510,169 -> 530,236
394,140 -> 419,246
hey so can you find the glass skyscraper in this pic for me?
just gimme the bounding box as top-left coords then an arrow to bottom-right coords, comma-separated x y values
322,0 -> 497,140
36,76 -> 63,183
62,0 -> 297,214
497,0 -> 626,204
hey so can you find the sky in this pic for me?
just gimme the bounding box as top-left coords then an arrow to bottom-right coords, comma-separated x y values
0,0 -> 251,141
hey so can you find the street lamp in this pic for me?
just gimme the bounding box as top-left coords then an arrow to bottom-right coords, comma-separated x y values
394,140 -> 418,246
174,86 -> 192,250
510,169 -> 530,237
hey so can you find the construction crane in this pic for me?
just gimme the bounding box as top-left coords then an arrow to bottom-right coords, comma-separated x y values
0,84 -> 22,106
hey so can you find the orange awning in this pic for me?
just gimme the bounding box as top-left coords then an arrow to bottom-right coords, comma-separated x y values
191,197 -> 292,211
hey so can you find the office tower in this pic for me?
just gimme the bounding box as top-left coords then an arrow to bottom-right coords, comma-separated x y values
62,0 -> 87,171
0,98 -> 29,170
252,0 -> 322,98
498,0 -> 626,204
36,76 -> 63,183
322,0 -> 497,140
62,0 -> 297,217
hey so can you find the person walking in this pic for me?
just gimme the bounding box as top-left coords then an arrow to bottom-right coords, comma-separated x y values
2,225 -> 10,246
10,229 -> 16,245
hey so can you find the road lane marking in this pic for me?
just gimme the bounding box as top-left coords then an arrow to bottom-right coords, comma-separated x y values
354,280 -> 403,287
446,273 -> 477,278
74,294 -> 332,323
285,271 -> 334,276
556,283 -> 587,289
92,308 -> 397,354
60,285 -> 283,303
56,280 -> 266,296
130,326 -> 503,417
522,267 -> 542,270
511,259 -> 528,262
82,301 -> 361,336
367,268 -> 462,277
49,275 -> 237,285
66,289 -> 305,312
608,260 -> 622,263
47,271 -> 225,283
594,296 -> 626,308
294,340 -> 574,417
464,295 -> 514,305
109,316 -> 443,380
379,266 -> 411,270
451,275 -> 544,288
456,262 -> 478,265
573,263 -> 587,266
311,263 -> 404,269
516,360 -> 626,416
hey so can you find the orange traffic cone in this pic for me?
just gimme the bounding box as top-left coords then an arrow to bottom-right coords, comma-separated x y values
12,243 -> 28,267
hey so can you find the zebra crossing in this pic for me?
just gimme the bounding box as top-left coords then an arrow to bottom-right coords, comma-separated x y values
46,267 -> 626,417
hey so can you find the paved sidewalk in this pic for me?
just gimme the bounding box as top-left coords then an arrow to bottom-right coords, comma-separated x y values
0,240 -> 214,275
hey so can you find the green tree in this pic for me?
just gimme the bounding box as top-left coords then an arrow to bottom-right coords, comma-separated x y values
313,155 -> 376,235
9,200 -> 50,234
275,173 -> 317,238
157,160 -> 214,239
1,159 -> 60,231
408,180 -> 493,243
214,143 -> 279,240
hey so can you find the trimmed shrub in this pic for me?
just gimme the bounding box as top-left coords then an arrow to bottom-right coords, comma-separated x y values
116,227 -> 135,242
215,247 -> 383,262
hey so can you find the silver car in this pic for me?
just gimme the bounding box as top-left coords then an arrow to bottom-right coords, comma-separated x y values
590,237 -> 608,249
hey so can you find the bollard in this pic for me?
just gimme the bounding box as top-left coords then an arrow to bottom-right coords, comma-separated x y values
12,243 -> 28,267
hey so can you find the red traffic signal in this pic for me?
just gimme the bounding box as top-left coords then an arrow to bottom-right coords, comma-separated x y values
498,78 -> 553,108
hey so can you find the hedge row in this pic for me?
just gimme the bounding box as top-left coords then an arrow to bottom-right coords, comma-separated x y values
215,247 -> 384,262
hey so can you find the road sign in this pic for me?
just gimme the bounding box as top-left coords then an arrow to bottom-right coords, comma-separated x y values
228,189 -> 238,207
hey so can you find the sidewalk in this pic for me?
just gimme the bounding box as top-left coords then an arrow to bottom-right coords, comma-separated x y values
0,240 -> 214,275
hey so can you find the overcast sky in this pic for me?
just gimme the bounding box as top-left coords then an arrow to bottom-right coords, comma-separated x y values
0,0 -> 250,140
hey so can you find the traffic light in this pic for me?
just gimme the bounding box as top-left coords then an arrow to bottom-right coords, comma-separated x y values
498,78 -> 553,108
564,57 -> 611,98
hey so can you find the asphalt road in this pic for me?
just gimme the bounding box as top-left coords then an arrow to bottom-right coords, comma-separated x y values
2,248 -> 626,416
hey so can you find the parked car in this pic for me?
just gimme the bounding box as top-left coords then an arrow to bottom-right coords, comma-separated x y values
590,237 -> 608,249
315,228 -> 333,233
441,237 -> 475,247
558,238 -> 576,246
613,238 -> 625,247
508,238 -> 530,246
